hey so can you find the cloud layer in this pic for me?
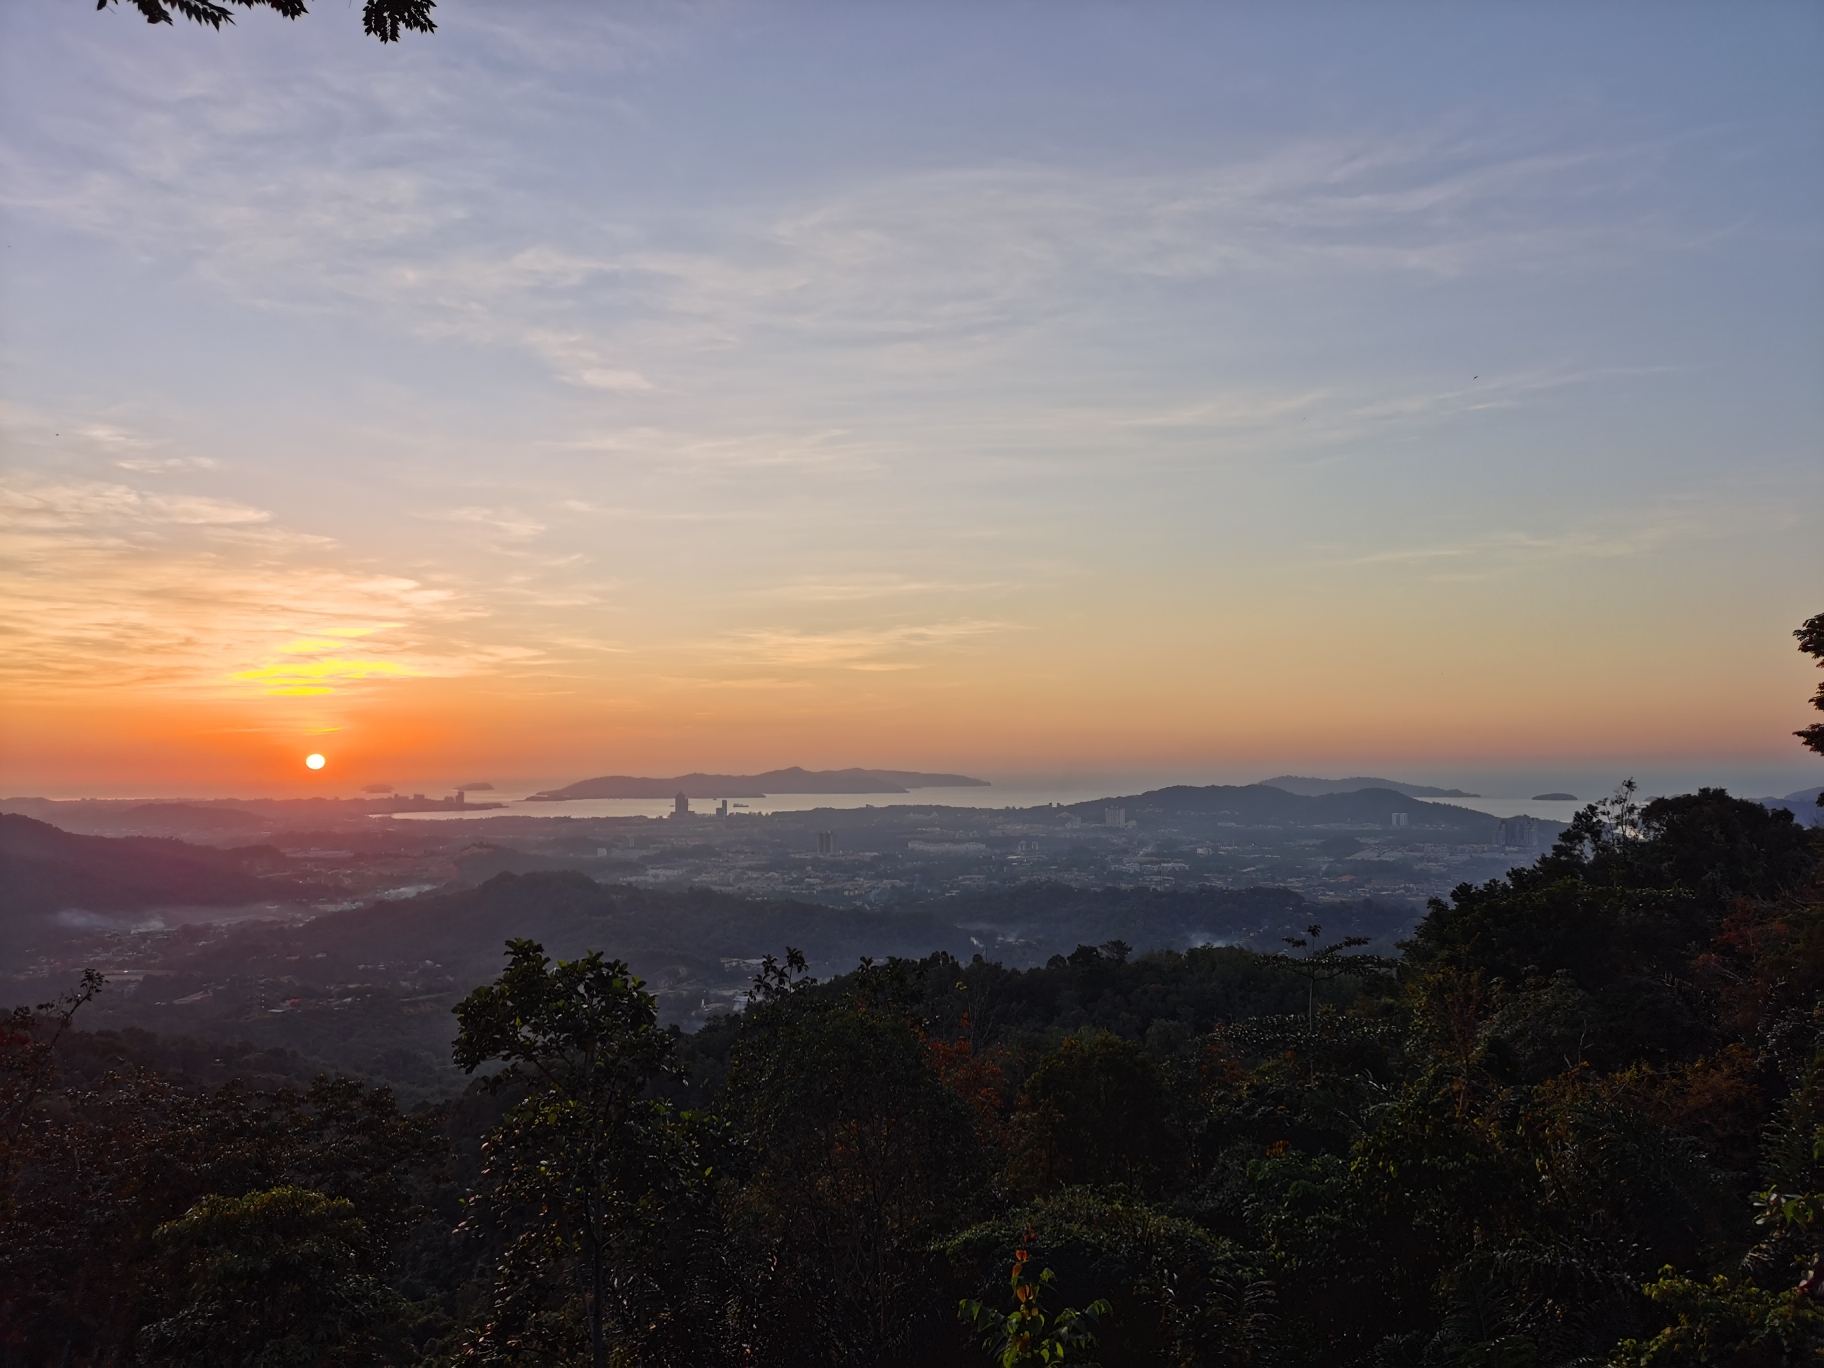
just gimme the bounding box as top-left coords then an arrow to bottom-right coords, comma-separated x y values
1,1 -> 1819,786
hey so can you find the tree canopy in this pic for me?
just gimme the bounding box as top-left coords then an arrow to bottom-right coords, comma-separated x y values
2,778 -> 1820,1364
1798,610 -> 1824,765
97,0 -> 435,43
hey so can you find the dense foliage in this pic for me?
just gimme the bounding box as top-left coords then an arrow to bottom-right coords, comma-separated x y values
1800,613 -> 1824,762
1,783 -> 1820,1366
96,0 -> 435,44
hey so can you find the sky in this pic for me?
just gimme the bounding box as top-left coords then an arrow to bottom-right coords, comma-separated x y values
2,1 -> 1821,800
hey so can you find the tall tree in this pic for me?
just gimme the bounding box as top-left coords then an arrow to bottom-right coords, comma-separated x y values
1798,611 -> 1824,768
1272,923 -> 1393,1025
717,954 -> 982,1364
452,938 -> 683,1368
0,970 -> 102,1198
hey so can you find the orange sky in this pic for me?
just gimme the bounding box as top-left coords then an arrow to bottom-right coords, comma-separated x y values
5,581 -> 1817,797
3,4 -> 1821,799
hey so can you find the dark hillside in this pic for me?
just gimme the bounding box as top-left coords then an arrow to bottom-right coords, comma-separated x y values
0,813 -> 301,929
158,873 -> 1409,1007
15,802 -> 271,838
941,881 -> 1413,953
3,783 -> 1821,1367
33,870 -> 1418,1092
1067,782 -> 1527,839
49,875 -> 989,1083
453,846 -> 647,884
300,871 -> 981,985
1406,787 -> 1821,1071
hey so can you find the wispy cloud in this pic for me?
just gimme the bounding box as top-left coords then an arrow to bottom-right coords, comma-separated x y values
754,574 -> 1010,603
2,477 -> 272,532
0,473 -> 503,695
114,456 -> 219,473
718,620 -> 1006,670
1,59 -> 1700,405
421,505 -> 549,541
3,3 -> 1814,776
1088,365 -> 1659,460
1333,482 -> 1813,580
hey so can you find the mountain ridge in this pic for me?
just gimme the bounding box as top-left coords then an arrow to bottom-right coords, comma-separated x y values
1260,774 -> 1480,798
528,766 -> 990,800
1066,783 -> 1516,838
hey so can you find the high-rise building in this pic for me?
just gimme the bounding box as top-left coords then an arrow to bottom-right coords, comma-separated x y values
1105,806 -> 1127,829
1390,812 -> 1409,828
1498,817 -> 1537,849
673,792 -> 689,818
817,830 -> 835,855
717,799 -> 729,816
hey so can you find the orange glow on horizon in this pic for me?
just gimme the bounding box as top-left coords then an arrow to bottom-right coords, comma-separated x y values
3,6 -> 1819,805
2,632 -> 1817,799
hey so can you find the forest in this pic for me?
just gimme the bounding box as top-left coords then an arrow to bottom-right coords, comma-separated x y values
1,776 -> 1820,1367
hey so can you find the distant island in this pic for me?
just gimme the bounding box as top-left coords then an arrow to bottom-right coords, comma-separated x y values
527,766 -> 991,801
1532,792 -> 1577,801
1261,775 -> 1480,799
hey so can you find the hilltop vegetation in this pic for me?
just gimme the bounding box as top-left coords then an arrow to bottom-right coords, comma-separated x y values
1,784 -> 1820,1365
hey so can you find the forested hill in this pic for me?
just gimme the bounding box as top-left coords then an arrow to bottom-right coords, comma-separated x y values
1065,781 -> 1521,837
936,880 -> 1411,954
302,872 -> 980,987
0,813 -> 301,928
296,875 -> 1401,982
5,785 -> 1821,1367
1261,774 -> 1481,798
51,873 -> 1412,1075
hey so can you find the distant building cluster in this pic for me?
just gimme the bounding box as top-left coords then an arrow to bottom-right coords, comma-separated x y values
673,794 -> 733,818
1498,817 -> 1538,849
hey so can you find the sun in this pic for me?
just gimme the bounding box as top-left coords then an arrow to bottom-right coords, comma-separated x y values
305,753 -> 326,770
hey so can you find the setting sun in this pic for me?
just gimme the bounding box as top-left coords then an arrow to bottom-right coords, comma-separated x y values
305,753 -> 326,770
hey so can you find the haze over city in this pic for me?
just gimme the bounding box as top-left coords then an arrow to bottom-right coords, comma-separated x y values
3,2 -> 1819,801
